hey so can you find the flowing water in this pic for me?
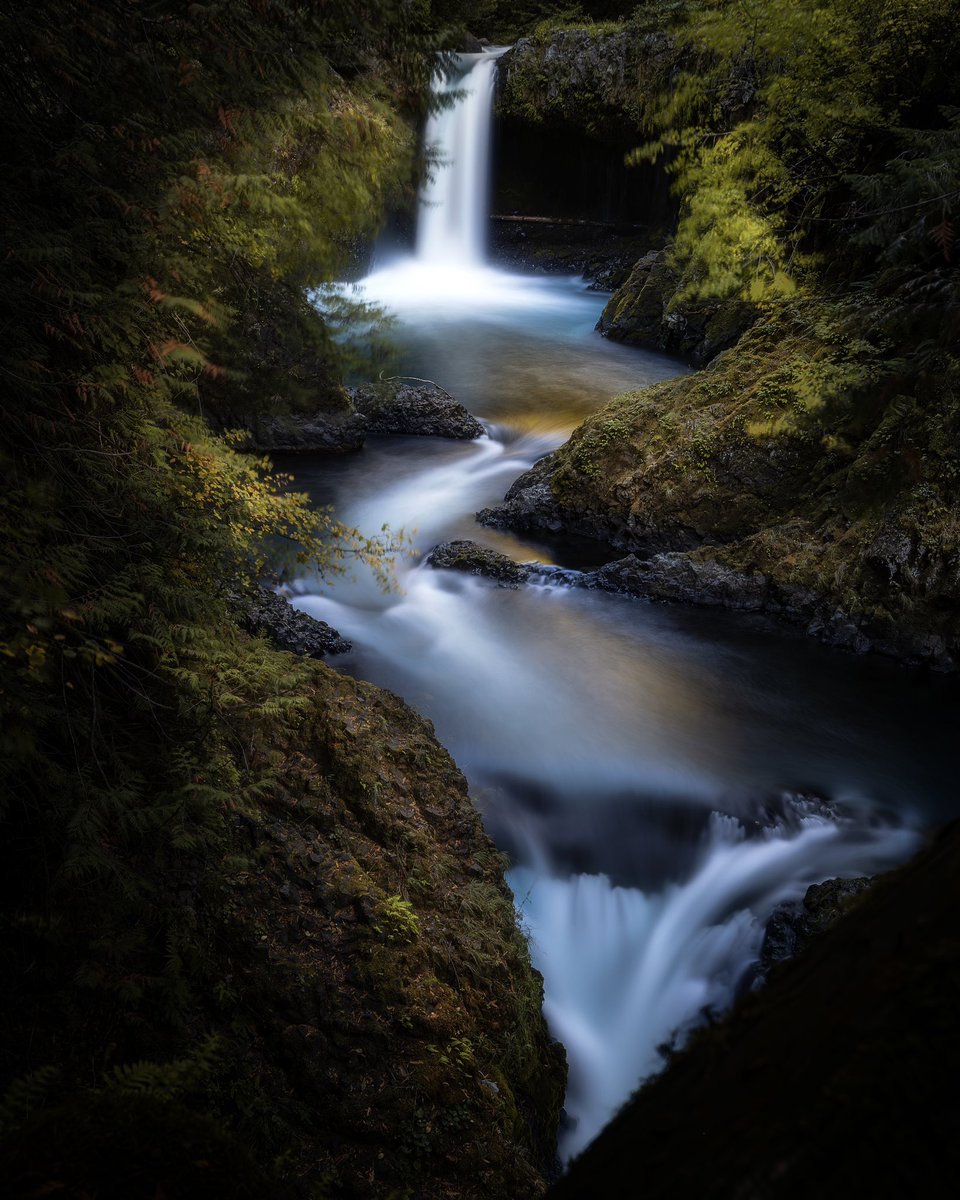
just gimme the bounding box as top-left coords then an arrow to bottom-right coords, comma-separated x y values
293,52 -> 960,1162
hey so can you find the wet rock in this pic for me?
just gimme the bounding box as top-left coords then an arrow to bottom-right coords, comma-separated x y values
458,33 -> 483,53
425,540 -> 532,588
597,248 -> 757,364
759,876 -> 874,975
236,586 -> 350,657
594,552 -> 773,610
350,380 -> 485,439
477,453 -> 565,535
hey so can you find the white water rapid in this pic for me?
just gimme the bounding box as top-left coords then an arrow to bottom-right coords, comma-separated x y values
297,51 -> 958,1165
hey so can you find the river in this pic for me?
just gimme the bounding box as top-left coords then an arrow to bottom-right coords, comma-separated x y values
286,51 -> 959,1163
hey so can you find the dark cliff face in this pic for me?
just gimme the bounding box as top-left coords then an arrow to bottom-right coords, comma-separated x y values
549,819 -> 960,1199
492,28 -> 678,227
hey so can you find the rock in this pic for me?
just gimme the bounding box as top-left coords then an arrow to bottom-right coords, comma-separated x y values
242,409 -> 366,453
350,380 -> 485,440
597,248 -> 757,364
499,29 -> 676,138
236,585 -> 350,656
759,876 -> 873,974
459,33 -> 483,53
477,453 -> 565,535
594,552 -> 773,610
425,540 -> 532,588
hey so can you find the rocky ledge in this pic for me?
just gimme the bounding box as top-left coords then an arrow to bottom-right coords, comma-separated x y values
235,585 -> 351,657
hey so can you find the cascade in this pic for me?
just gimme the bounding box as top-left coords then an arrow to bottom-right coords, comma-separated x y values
297,48 -> 948,1170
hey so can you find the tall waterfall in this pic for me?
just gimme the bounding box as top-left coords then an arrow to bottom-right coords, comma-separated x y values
417,52 -> 505,265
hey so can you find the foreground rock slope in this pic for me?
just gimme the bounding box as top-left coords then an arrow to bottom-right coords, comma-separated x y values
1,652 -> 564,1200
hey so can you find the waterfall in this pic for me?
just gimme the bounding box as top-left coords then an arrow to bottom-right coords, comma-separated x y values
314,40 -> 942,1174
358,47 -> 550,317
417,52 -> 505,266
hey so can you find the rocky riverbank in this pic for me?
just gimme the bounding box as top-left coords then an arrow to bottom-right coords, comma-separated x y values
475,305 -> 960,671
548,818 -> 960,1198
0,648 -> 566,1200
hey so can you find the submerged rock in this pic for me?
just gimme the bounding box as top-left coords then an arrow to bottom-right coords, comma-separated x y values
351,380 -> 485,440
236,585 -> 350,656
426,540 -> 533,588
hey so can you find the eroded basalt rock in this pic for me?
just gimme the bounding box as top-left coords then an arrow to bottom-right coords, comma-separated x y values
351,380 -> 485,440
426,540 -> 533,588
236,585 -> 350,656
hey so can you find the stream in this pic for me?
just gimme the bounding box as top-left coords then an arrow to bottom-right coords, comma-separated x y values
289,51 -> 960,1163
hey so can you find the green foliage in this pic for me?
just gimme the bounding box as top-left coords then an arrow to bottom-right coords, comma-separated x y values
0,0 -> 477,1185
375,894 -> 422,942
637,0 -> 960,315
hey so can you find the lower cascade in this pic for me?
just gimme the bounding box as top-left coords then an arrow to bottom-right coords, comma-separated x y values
289,48 -> 955,1164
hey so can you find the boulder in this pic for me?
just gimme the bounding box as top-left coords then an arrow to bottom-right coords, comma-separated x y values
351,380 -> 485,440
425,540 -> 532,588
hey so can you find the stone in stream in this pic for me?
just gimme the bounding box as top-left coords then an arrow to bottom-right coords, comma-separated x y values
425,540 -> 533,588
350,380 -> 485,440
236,380 -> 484,453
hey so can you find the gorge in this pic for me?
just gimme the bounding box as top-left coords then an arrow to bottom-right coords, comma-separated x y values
3,4 -> 959,1197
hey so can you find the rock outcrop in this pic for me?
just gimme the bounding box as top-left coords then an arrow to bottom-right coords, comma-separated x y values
479,309 -> 960,671
351,380 -> 486,440
232,380 -> 484,453
236,585 -> 351,657
597,248 -> 758,364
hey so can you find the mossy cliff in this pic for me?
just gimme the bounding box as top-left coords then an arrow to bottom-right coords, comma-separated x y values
488,1 -> 959,675
0,645 -> 564,1199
